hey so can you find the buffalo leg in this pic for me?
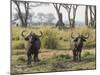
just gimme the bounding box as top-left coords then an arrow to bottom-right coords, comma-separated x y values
73,50 -> 75,61
79,51 -> 82,61
76,51 -> 78,61
73,50 -> 77,61
34,50 -> 40,62
77,51 -> 79,61
27,51 -> 32,65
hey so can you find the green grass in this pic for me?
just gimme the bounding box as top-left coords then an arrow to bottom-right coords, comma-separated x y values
12,26 -> 96,50
12,41 -> 25,49
11,26 -> 96,74
11,48 -> 96,74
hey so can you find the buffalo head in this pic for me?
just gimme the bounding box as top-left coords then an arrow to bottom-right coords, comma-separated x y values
71,32 -> 89,43
21,30 -> 42,42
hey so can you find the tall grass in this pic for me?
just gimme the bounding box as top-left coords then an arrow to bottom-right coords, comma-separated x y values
12,26 -> 96,50
12,40 -> 25,49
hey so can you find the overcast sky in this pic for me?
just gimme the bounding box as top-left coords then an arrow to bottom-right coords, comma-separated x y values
12,1 -> 93,24
30,4 -> 86,22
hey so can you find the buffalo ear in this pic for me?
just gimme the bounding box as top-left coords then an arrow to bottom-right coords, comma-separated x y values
83,38 -> 86,41
24,36 -> 29,41
73,38 -> 78,42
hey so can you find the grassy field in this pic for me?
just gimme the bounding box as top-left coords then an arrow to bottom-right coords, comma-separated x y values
11,26 -> 96,74
12,26 -> 96,49
11,48 -> 96,74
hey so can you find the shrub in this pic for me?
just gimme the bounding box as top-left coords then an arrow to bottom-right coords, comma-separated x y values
16,56 -> 26,63
12,50 -> 26,55
83,52 -> 91,57
12,36 -> 20,40
85,40 -> 96,48
40,28 -> 60,49
12,41 -> 25,49
43,36 -> 59,49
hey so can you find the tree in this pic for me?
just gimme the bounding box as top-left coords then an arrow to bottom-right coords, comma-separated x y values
12,12 -> 34,26
12,0 -> 43,27
52,3 -> 65,28
13,0 -> 30,27
94,6 -> 96,28
62,4 -> 78,28
37,13 -> 46,25
89,6 -> 96,28
85,5 -> 89,26
72,5 -> 78,28
12,13 -> 19,24
46,13 -> 55,24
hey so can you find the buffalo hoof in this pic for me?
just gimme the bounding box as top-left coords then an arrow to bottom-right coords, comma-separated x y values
27,64 -> 32,67
73,59 -> 78,62
27,62 -> 31,65
34,59 -> 40,62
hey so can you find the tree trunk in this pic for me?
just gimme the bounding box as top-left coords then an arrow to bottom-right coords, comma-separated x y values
85,5 -> 89,27
62,5 -> 78,28
94,6 -> 96,28
14,1 -> 25,27
89,6 -> 93,27
72,5 -> 78,28
53,3 -> 65,28
72,10 -> 76,28
89,6 -> 96,28
13,1 -> 29,27
24,2 -> 29,27
68,12 -> 71,27
56,13 -> 65,28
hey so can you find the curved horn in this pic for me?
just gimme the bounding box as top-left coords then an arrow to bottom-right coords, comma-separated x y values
29,31 -> 33,35
71,32 -> 80,39
37,31 -> 43,37
71,32 -> 75,39
83,33 -> 89,39
21,30 -> 26,39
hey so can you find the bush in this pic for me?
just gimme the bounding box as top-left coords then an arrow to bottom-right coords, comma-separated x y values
12,27 -> 21,41
85,40 -> 96,48
12,36 -> 20,40
40,28 -> 60,49
16,56 -> 26,63
12,50 -> 26,55
12,41 -> 25,49
83,52 -> 91,57
43,36 -> 59,49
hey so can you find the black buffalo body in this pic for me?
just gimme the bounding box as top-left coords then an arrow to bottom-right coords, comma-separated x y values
21,30 -> 42,64
71,33 -> 89,61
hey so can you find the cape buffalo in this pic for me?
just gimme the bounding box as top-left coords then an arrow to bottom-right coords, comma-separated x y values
21,30 -> 42,65
71,32 -> 89,61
